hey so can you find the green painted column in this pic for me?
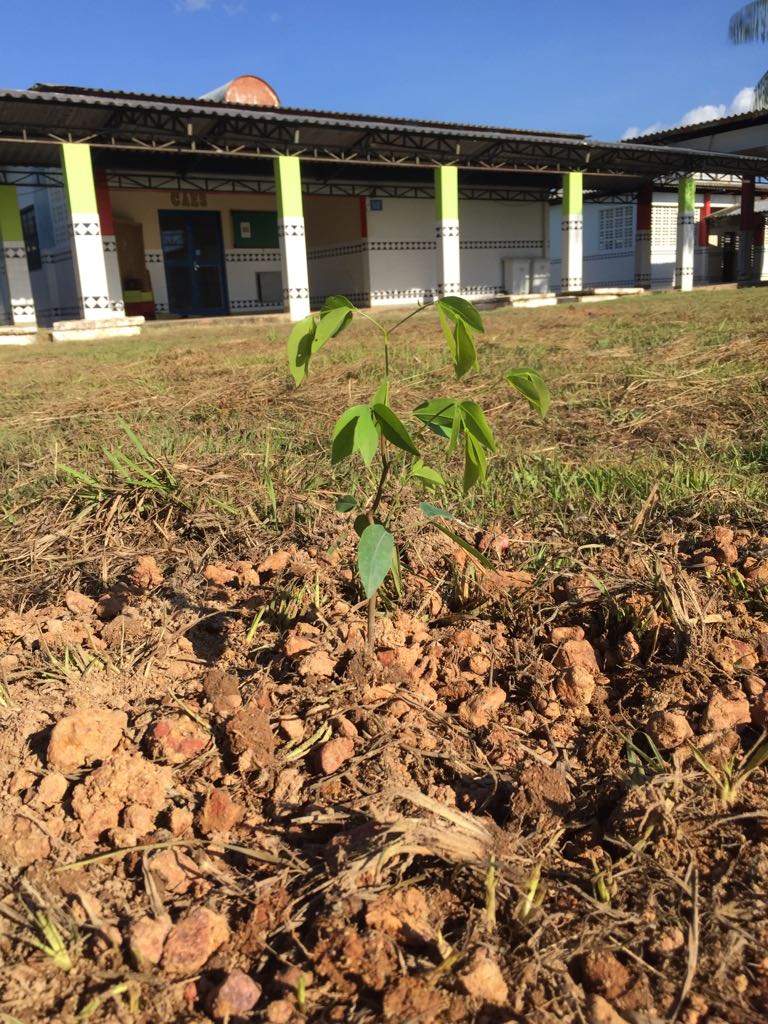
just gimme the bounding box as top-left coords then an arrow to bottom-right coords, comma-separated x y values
561,171 -> 583,293
434,166 -> 460,297
675,175 -> 695,291
61,143 -> 114,319
274,155 -> 310,320
0,184 -> 36,326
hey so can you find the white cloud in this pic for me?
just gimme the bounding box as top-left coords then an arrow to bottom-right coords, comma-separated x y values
176,0 -> 212,10
622,86 -> 756,140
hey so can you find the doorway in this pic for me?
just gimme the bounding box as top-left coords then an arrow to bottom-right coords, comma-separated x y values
159,210 -> 228,316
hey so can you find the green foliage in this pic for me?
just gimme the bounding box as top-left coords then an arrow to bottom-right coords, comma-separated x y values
287,293 -> 548,644
729,2 -> 768,107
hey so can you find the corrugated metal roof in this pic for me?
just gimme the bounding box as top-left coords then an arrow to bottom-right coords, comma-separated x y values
26,83 -> 588,141
632,107 -> 768,143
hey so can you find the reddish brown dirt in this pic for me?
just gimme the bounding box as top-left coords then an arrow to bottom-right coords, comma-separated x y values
1,522 -> 768,1022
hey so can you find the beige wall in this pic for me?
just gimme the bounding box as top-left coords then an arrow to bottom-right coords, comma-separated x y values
108,188 -> 278,249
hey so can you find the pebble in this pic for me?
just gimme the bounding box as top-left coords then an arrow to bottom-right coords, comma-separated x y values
145,715 -> 209,765
209,971 -> 262,1020
645,710 -> 693,750
459,949 -> 509,1006
199,786 -> 244,835
704,691 -> 751,732
317,737 -> 355,775
47,709 -> 127,772
162,907 -> 230,975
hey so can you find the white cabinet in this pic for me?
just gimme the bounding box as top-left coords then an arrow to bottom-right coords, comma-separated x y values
503,257 -> 549,295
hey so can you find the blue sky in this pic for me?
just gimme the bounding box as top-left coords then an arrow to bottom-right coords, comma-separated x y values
4,0 -> 768,140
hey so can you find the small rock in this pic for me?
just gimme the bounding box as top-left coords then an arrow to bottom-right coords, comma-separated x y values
148,849 -> 199,895
712,542 -> 739,566
203,669 -> 242,717
459,949 -> 509,1006
169,806 -> 194,836
123,803 -> 157,835
204,564 -> 237,586
258,549 -> 292,574
588,995 -> 630,1024
146,716 -> 209,764
36,772 -> 69,807
298,650 -> 335,678
616,632 -> 640,663
552,639 -> 601,675
162,907 -> 230,975
265,1000 -> 295,1024
209,971 -> 262,1020
713,638 -> 759,674
280,716 -> 304,741
744,674 -> 765,698
317,737 -> 355,775
101,613 -> 146,648
554,666 -> 595,708
550,625 -> 585,644
225,704 -> 276,765
199,787 -> 244,835
335,716 -> 358,739
453,629 -> 483,651
64,590 -> 95,616
284,634 -> 315,658
129,913 -> 172,968
71,752 -> 173,840
10,816 -> 51,868
468,653 -> 491,675
47,708 -> 127,772
752,690 -> 768,728
95,590 -> 131,621
130,555 -> 163,590
704,691 -> 751,732
457,686 -> 506,728
651,926 -> 685,957
646,711 -> 693,750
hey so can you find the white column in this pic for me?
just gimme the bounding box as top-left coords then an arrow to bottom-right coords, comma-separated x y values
94,173 -> 124,314
435,166 -> 461,297
675,176 -> 695,292
61,144 -> 115,319
274,156 -> 310,321
0,185 -> 36,326
561,172 -> 583,293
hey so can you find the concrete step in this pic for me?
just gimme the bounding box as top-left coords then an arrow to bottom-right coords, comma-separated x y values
50,316 -> 145,343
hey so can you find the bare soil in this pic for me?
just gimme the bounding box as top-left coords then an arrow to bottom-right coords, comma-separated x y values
2,293 -> 768,1023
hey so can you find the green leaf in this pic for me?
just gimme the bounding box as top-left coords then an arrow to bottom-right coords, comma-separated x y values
331,404 -> 368,465
505,368 -> 550,417
335,495 -> 357,512
463,433 -> 487,493
459,400 -> 496,452
436,304 -> 457,362
454,319 -> 478,379
448,404 -> 462,452
419,501 -> 455,520
354,406 -> 380,466
390,545 -> 403,597
372,403 -> 420,457
322,295 -> 357,313
313,305 -> 352,352
353,513 -> 369,537
413,398 -> 457,439
410,460 -> 445,488
358,524 -> 394,598
371,378 -> 389,407
436,296 -> 484,333
286,315 -> 316,386
430,521 -> 494,569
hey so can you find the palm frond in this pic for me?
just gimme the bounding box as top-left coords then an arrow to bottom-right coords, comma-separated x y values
755,68 -> 768,107
730,0 -> 768,43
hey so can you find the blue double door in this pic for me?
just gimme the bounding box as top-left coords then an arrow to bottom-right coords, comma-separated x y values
159,210 -> 228,317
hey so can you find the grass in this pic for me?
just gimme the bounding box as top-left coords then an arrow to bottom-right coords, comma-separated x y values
2,288 -> 768,603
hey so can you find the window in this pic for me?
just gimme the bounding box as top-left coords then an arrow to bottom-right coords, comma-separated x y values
651,205 -> 678,249
599,205 -> 634,252
20,206 -> 42,271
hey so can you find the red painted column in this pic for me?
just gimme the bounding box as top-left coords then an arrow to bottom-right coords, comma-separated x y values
699,193 -> 711,247
93,170 -> 124,314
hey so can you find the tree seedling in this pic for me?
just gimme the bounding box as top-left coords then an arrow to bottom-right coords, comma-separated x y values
688,731 -> 768,805
287,295 -> 549,649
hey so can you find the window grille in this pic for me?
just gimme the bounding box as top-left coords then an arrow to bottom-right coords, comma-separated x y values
598,206 -> 634,252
